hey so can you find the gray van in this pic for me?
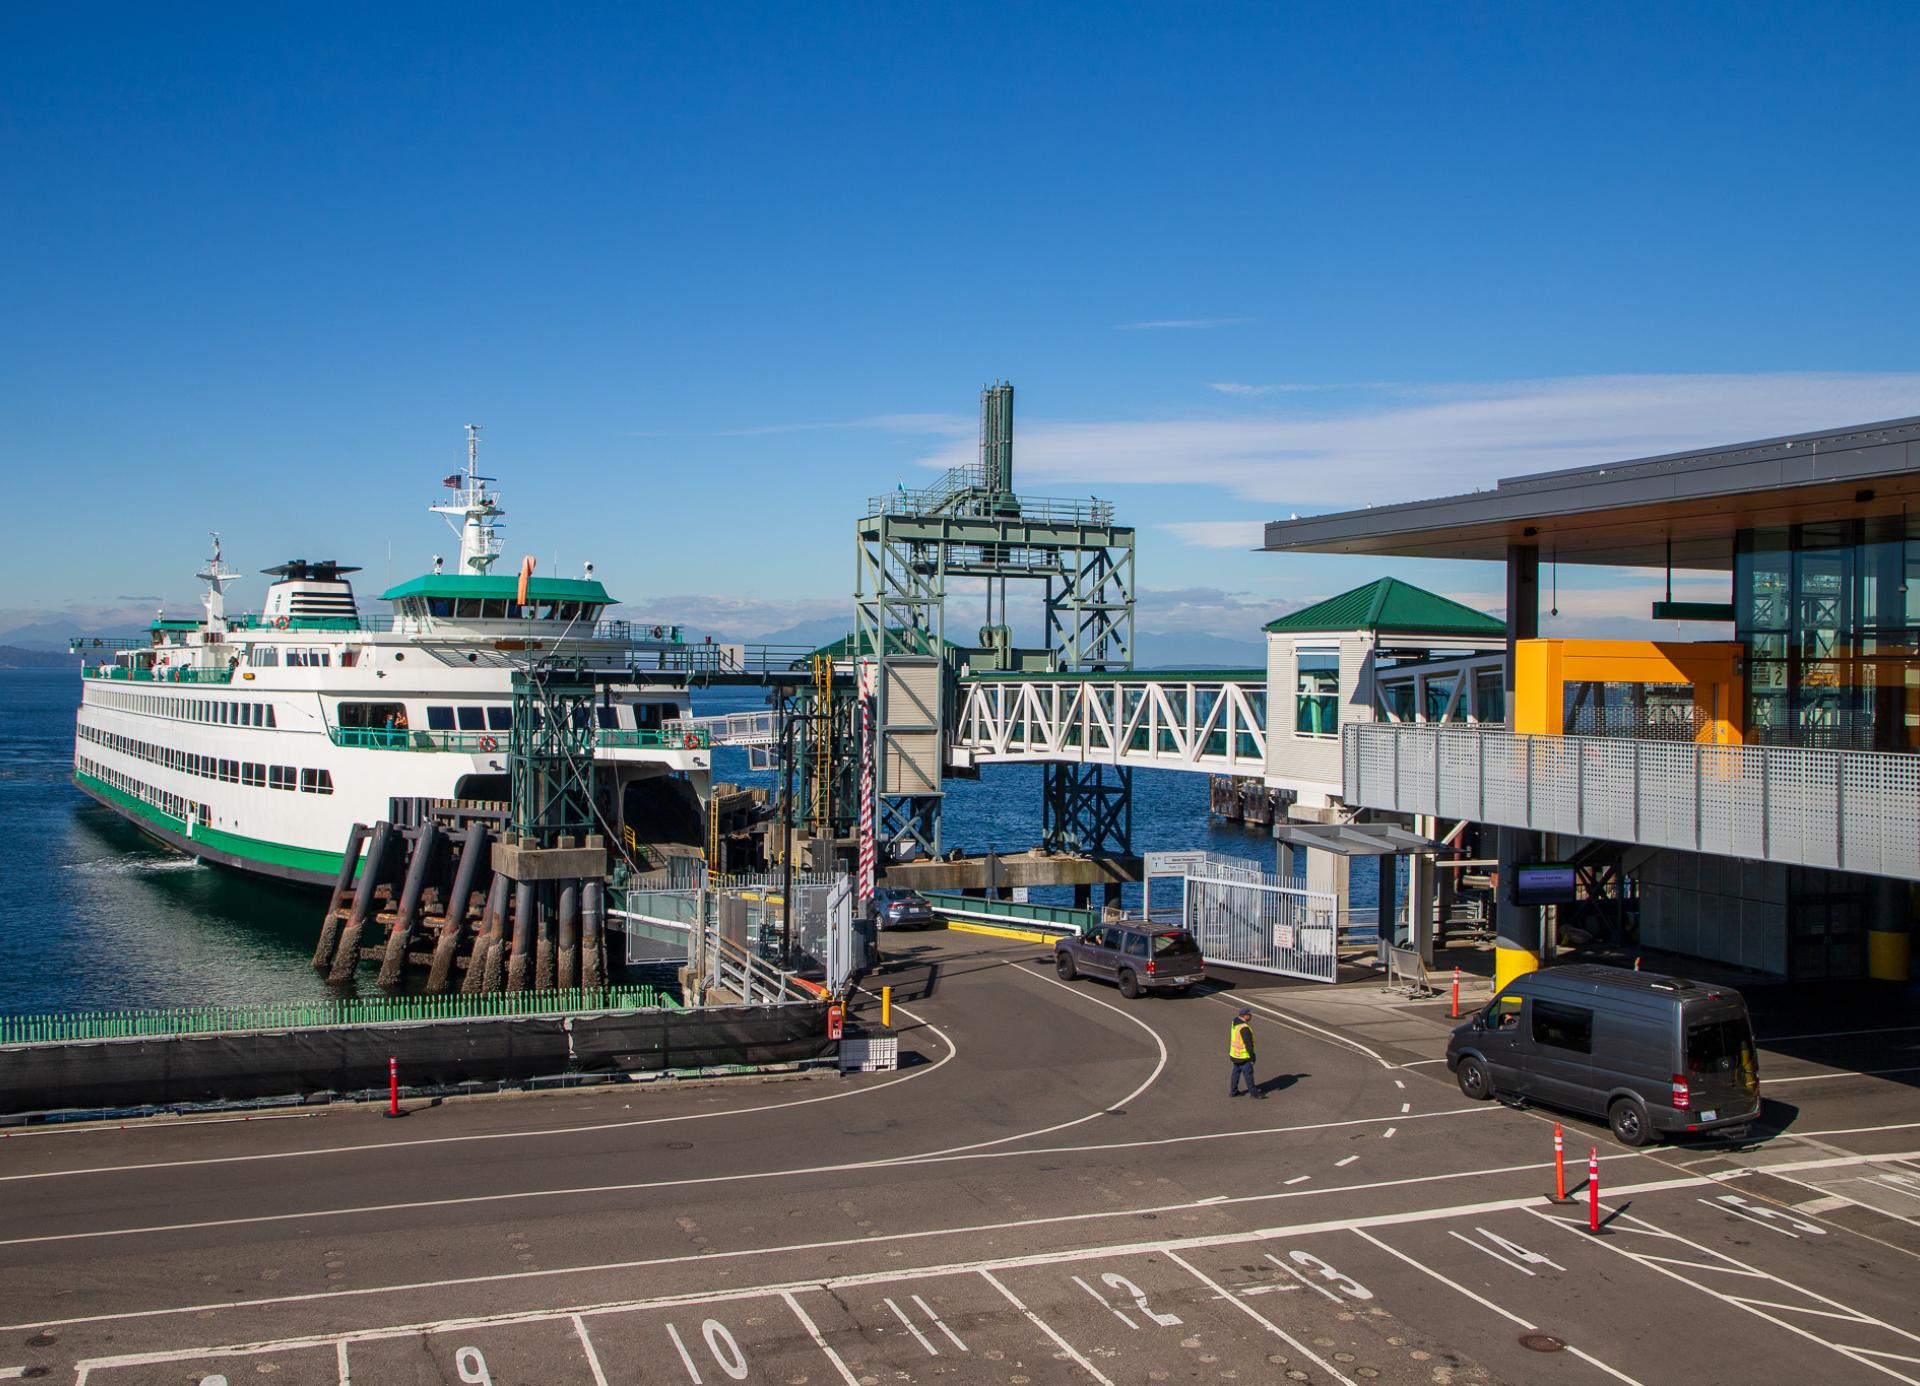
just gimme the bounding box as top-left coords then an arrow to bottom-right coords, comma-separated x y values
1056,920 -> 1205,998
1446,964 -> 1760,1146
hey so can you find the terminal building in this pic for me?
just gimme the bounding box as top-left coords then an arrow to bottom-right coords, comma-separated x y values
1264,415 -> 1920,991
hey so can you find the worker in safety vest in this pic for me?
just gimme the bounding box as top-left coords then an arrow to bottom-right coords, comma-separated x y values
1228,1008 -> 1263,1098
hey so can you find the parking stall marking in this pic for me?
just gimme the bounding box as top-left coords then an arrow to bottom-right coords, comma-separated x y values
978,1270 -> 1116,1385
1530,1206 -> 1920,1384
776,1293 -> 859,1386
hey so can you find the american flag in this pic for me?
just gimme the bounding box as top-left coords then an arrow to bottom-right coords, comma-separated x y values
442,474 -> 463,488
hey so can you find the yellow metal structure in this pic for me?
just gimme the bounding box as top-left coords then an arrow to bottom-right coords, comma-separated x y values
1494,942 -> 1540,992
1513,640 -> 1747,744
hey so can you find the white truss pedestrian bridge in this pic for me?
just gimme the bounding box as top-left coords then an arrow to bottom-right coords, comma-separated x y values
951,669 -> 1270,776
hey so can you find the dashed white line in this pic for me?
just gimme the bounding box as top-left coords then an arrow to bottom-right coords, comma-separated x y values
1382,1128 -> 1397,1139
1393,1079 -> 1407,1089
1336,1155 -> 1359,1166
1285,1175 -> 1312,1185
1400,1102 -> 1412,1113
782,1293 -> 860,1386
884,1296 -> 941,1353
572,1314 -> 610,1386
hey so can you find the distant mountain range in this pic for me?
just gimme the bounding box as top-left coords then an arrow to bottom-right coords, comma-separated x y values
0,644 -> 81,667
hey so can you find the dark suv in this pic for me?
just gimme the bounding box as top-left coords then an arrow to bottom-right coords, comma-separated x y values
874,890 -> 935,929
1055,920 -> 1205,998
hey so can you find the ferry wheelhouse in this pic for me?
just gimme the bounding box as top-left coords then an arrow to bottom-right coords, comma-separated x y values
72,434 -> 708,886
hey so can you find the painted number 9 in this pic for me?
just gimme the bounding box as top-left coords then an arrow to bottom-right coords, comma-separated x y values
455,1346 -> 493,1385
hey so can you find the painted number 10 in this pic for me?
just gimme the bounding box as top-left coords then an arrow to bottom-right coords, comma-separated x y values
667,1318 -> 750,1383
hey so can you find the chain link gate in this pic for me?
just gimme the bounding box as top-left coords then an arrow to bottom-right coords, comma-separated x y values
1184,873 -> 1340,981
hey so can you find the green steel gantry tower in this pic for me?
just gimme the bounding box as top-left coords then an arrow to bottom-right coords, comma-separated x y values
854,382 -> 1136,861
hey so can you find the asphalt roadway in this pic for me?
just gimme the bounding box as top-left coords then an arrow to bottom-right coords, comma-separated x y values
3,934 -> 1920,1386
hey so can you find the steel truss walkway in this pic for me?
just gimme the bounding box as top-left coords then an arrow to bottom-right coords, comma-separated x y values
951,669 -> 1269,776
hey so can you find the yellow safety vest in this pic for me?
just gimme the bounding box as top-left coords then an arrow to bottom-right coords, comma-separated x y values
1228,1022 -> 1253,1060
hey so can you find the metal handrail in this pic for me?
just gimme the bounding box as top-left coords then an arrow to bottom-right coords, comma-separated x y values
81,665 -> 234,684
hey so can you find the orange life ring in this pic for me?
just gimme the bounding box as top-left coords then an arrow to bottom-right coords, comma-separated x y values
683,733 -> 699,749
274,616 -> 289,629
478,735 -> 498,752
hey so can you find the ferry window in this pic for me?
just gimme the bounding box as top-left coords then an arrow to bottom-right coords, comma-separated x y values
1531,1000 -> 1593,1054
251,646 -> 279,667
454,600 -> 481,619
264,705 -> 276,728
220,759 -> 239,783
457,706 -> 486,731
487,706 -> 512,731
428,597 -> 454,618
242,763 -> 265,787
269,765 -> 294,790
300,768 -> 334,794
1296,654 -> 1340,737
339,701 -> 408,731
595,706 -> 618,729
426,706 -> 456,731
314,649 -> 331,667
480,599 -> 508,619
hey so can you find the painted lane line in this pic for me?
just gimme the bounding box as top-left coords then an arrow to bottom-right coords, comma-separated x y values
1394,1079 -> 1406,1089
1208,992 -> 1393,1071
1195,1195 -> 1228,1204
1353,1229 -> 1645,1386
1335,1155 -> 1358,1167
782,1293 -> 860,1386
1399,1057 -> 1447,1066
913,1293 -> 967,1351
1073,1274 -> 1136,1329
35,1149 -> 1920,1341
1730,1298 -> 1876,1325
893,958 -> 1169,1163
0,1106 -> 1496,1250
885,1296 -> 941,1353
1267,1253 -> 1342,1304
1799,1120 -> 1920,1138
979,1271 -> 1115,1386
335,1339 -> 349,1386
1382,1128 -> 1397,1139
1764,1066 -> 1920,1086
1447,1229 -> 1536,1275
1284,1175 -> 1312,1185
572,1315 -> 611,1386
0,995 -> 962,1187
1701,1197 -> 1804,1237
1762,1025 -> 1920,1042
1400,1102 -> 1411,1113
1167,1250 -> 1357,1386
663,1321 -> 703,1382
0,1369 -> 25,1380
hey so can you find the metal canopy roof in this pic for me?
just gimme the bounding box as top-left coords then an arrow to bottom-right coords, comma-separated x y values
1262,416 -> 1920,569
1264,577 -> 1505,639
1272,823 -> 1441,857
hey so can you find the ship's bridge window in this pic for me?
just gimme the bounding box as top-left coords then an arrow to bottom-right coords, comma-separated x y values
487,706 -> 511,731
457,705 -> 487,731
426,705 -> 456,730
427,597 -> 454,619
249,646 -> 279,667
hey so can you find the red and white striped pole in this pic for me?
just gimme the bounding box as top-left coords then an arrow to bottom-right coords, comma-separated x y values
858,693 -> 875,907
1553,1123 -> 1567,1201
1450,966 -> 1460,1018
1587,1147 -> 1601,1233
385,1055 -> 400,1118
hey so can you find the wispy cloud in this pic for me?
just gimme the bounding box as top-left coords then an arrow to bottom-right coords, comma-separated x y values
906,372 -> 1920,510
1160,520 -> 1265,550
1114,317 -> 1251,331
721,412 -> 971,438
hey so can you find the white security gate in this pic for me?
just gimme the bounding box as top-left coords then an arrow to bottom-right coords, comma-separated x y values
1184,874 -> 1340,982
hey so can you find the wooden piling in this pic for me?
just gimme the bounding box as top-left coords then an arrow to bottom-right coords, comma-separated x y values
464,873 -> 509,994
378,823 -> 440,990
327,821 -> 393,984
427,822 -> 489,994
581,878 -> 605,990
312,823 -> 370,971
506,880 -> 534,991
534,882 -> 557,990
556,881 -> 580,992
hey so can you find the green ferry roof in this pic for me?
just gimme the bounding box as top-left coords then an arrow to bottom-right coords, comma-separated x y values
379,573 -> 616,604
1264,577 -> 1505,638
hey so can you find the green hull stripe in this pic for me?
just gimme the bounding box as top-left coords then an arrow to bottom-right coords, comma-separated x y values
74,771 -> 350,879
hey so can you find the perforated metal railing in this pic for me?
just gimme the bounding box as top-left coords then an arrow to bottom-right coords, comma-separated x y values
1343,723 -> 1920,880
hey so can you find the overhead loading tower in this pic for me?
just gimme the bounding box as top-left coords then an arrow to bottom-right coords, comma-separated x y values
855,382 -> 1136,861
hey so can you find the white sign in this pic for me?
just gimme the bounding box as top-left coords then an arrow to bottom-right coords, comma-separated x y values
1146,850 -> 1209,875
1274,923 -> 1295,950
1012,886 -> 1030,903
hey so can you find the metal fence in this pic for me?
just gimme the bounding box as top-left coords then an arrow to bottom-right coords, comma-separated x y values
1184,874 -> 1340,982
0,986 -> 677,1045
1344,723 -> 1920,881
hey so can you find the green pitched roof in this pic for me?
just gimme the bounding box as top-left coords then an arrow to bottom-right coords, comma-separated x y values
1264,578 -> 1504,638
379,573 -> 615,604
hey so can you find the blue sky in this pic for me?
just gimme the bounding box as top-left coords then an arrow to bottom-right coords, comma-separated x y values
4,3 -> 1918,648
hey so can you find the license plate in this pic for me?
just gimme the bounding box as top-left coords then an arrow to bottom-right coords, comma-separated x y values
1701,1109 -> 1717,1122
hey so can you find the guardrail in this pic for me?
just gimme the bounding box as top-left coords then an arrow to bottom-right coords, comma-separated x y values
1343,722 -> 1920,881
0,986 -> 678,1045
326,725 -> 710,753
82,665 -> 234,684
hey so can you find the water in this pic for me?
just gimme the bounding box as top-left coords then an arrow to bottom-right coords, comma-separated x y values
1,671 -> 1352,1015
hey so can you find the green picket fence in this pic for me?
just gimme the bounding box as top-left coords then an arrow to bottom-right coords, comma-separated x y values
0,985 -> 678,1045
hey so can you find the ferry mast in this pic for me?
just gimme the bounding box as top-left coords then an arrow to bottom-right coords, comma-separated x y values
430,424 -> 505,574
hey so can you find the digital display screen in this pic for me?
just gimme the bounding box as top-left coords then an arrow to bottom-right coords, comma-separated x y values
1510,863 -> 1577,906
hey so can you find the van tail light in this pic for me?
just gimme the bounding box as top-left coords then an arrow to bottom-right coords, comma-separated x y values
1146,960 -> 1156,975
1671,1074 -> 1691,1111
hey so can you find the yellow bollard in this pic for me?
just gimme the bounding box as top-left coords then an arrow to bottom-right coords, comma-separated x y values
881,985 -> 892,1028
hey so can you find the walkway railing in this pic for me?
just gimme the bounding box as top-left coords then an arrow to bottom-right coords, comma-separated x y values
922,891 -> 1101,935
1343,722 -> 1920,881
953,672 -> 1268,775
82,665 -> 234,684
0,986 -> 678,1045
327,724 -> 710,753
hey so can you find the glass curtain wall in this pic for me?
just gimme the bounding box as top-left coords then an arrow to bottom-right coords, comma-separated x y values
1737,514 -> 1920,751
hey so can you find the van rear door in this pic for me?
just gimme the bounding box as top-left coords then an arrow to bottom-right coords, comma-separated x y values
1683,1007 -> 1759,1122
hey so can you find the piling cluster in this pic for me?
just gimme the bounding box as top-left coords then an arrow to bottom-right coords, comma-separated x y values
312,819 -> 607,993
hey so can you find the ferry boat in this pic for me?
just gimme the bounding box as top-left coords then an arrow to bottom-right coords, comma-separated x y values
71,429 -> 710,886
